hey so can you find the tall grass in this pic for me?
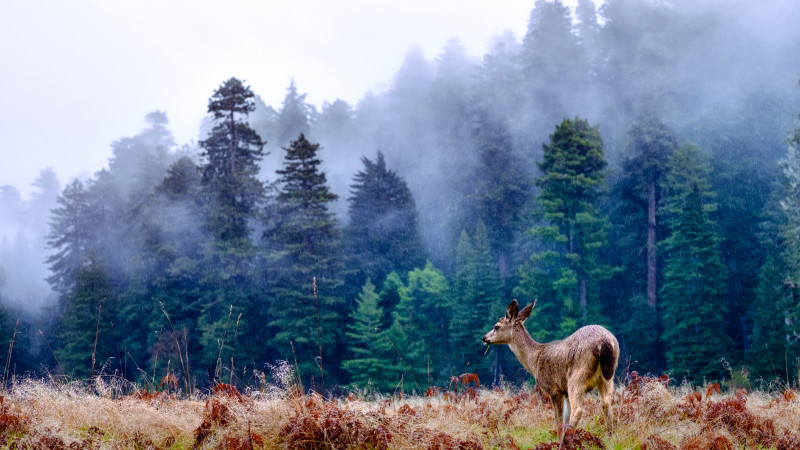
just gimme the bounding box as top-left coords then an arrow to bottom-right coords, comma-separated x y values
0,367 -> 799,449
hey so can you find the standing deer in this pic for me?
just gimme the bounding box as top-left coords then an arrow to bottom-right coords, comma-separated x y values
482,299 -> 618,431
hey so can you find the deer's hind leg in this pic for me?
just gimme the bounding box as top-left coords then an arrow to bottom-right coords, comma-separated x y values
598,376 -> 614,431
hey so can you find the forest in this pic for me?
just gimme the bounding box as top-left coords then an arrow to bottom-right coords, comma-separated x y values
1,0 -> 800,393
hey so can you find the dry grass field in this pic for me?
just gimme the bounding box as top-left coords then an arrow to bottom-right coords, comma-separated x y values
1,370 -> 799,449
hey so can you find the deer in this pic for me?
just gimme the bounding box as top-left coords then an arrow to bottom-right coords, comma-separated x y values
482,299 -> 619,432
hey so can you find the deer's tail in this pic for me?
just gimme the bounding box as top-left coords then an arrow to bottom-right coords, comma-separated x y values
597,340 -> 616,381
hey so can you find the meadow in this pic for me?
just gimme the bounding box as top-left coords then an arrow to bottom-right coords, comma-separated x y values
1,369 -> 799,449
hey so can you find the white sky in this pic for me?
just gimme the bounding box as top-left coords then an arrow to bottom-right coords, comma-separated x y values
0,0 -> 581,199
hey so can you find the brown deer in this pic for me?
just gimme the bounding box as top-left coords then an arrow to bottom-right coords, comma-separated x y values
482,299 -> 618,431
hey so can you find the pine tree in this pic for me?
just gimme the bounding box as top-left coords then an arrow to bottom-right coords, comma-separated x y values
342,279 -> 396,391
772,139 -> 800,381
316,99 -> 354,145
661,144 -> 716,227
519,118 -> 614,337
660,183 -> 730,382
605,117 -> 677,373
381,271 -> 426,393
46,180 -> 90,296
45,171 -> 126,298
267,133 -> 344,386
108,111 -> 175,202
54,252 -> 117,378
474,32 -> 522,129
277,80 -> 313,147
344,151 -> 426,290
448,222 -> 503,383
623,117 -> 677,309
749,250 -> 792,381
405,261 -> 451,386
28,168 -> 61,240
465,112 -> 532,277
134,157 -> 207,383
197,77 -> 267,379
199,77 -> 266,244
520,0 -> 586,137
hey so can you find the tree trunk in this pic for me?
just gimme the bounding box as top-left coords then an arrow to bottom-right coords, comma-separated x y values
229,111 -> 237,175
647,182 -> 657,308
579,275 -> 587,324
493,346 -> 504,386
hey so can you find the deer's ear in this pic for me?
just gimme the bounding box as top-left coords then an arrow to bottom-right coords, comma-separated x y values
506,300 -> 519,320
517,300 -> 535,323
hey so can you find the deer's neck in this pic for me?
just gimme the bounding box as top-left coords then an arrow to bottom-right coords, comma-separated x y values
508,328 -> 544,380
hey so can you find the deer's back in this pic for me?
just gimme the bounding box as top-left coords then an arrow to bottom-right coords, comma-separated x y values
538,325 -> 619,394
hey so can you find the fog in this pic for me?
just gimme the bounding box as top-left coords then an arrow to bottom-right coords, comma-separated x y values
1,0 -> 800,384
2,0 -> 799,313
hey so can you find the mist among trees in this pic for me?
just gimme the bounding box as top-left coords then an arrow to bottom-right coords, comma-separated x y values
2,0 -> 800,390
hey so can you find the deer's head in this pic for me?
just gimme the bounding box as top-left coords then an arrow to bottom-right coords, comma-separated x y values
482,299 -> 536,345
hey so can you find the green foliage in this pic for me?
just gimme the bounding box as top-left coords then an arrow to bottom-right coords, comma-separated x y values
465,113 -> 533,273
344,151 -> 426,290
449,223 -> 502,381
662,143 -> 716,221
749,250 -> 792,381
605,117 -> 678,372
199,77 -> 266,244
376,272 -> 424,391
54,253 -> 118,379
342,279 -> 397,391
370,263 -> 453,392
521,0 -> 586,134
108,111 -> 175,202
196,78 -> 267,381
267,133 -> 345,386
660,183 -> 730,382
277,81 -> 313,147
520,117 -> 614,338
406,262 -> 451,385
17,3 -> 800,391
46,180 -> 90,296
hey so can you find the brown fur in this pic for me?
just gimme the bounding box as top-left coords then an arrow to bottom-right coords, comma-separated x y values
482,300 -> 619,431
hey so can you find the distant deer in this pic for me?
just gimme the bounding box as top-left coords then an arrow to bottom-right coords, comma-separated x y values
482,299 -> 619,431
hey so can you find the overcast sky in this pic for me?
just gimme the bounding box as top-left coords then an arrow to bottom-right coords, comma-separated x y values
0,0 -> 572,199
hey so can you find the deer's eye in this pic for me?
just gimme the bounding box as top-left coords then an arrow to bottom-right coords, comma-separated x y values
494,325 -> 499,331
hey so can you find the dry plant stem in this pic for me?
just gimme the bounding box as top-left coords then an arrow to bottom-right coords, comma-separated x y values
91,298 -> 105,380
380,328 -> 421,393
152,351 -> 159,386
215,305 -> 234,382
3,319 -> 20,387
290,340 -> 303,392
159,301 -> 191,395
38,329 -> 63,378
183,327 -> 191,393
313,276 -> 325,393
230,312 -> 242,385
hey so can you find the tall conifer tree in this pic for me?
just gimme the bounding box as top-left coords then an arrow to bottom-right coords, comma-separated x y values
267,133 -> 344,386
344,151 -> 426,290
197,77 -> 266,379
55,252 -> 117,378
660,184 -> 730,382
342,279 -> 396,391
449,222 -> 503,383
518,118 -> 613,337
